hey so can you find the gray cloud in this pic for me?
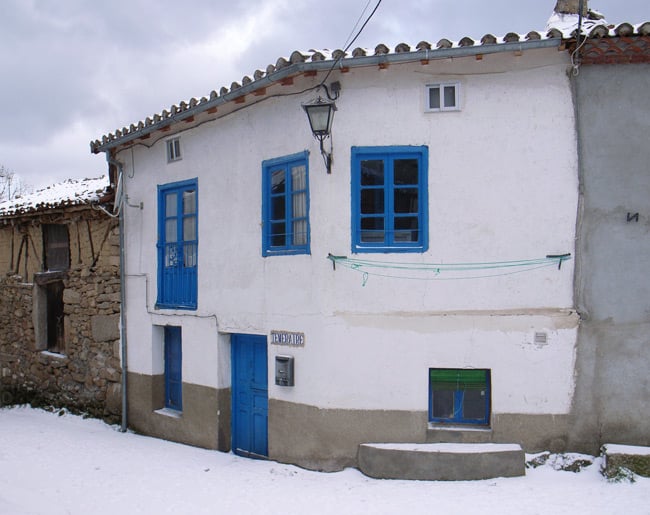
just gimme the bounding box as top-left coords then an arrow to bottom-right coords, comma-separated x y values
1,0 -> 647,189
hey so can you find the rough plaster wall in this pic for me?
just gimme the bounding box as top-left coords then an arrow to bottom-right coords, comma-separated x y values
0,211 -> 122,420
571,63 -> 650,452
120,50 -> 579,425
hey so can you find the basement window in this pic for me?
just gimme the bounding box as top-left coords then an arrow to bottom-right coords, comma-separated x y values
429,368 -> 490,426
426,82 -> 461,112
167,137 -> 182,162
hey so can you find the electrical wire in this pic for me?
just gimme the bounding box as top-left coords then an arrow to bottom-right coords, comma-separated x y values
319,0 -> 383,88
342,0 -> 374,50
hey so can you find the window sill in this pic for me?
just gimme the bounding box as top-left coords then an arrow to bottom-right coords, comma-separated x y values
262,249 -> 310,257
352,246 -> 428,254
428,423 -> 491,432
155,408 -> 183,418
40,350 -> 67,359
154,304 -> 197,312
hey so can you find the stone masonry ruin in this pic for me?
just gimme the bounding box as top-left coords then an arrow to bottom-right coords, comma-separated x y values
0,183 -> 121,422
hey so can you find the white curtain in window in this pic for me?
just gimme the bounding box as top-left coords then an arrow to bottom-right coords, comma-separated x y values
291,165 -> 307,245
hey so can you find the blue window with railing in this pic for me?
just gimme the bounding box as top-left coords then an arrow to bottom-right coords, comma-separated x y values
429,368 -> 491,426
157,178 -> 198,309
262,151 -> 310,256
351,146 -> 428,253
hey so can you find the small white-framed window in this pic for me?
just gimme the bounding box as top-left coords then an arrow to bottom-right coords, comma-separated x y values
426,82 -> 461,112
167,137 -> 182,162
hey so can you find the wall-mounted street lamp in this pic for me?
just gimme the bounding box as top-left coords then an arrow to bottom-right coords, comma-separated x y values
302,82 -> 340,174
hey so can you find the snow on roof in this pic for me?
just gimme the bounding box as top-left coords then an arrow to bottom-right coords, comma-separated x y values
0,176 -> 111,218
546,11 -> 609,37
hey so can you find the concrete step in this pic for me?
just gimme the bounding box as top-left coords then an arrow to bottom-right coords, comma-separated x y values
358,442 -> 525,481
602,443 -> 650,479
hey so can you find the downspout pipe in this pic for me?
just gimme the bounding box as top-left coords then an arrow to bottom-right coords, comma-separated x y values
108,153 -> 128,433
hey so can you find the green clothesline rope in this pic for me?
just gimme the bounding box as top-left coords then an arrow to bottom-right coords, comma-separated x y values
327,253 -> 571,285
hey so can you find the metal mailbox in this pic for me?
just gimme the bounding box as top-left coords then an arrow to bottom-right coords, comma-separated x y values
275,355 -> 294,386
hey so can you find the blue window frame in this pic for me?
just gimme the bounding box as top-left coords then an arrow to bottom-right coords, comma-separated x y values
351,146 -> 428,253
157,178 -> 198,309
429,369 -> 491,426
262,151 -> 310,256
164,326 -> 182,411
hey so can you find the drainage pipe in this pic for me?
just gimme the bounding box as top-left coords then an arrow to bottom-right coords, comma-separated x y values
108,154 -> 128,433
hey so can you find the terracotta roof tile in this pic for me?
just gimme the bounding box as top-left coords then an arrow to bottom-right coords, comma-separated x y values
90,20 -> 650,154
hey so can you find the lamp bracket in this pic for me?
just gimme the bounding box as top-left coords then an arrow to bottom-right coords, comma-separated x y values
322,81 -> 341,101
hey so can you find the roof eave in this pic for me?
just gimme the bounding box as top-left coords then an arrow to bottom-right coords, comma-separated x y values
91,38 -> 562,154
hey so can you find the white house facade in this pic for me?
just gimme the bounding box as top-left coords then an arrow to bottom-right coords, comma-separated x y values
92,32 -> 581,470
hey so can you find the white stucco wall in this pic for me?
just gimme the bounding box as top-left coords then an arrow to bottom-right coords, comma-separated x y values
119,46 -> 579,415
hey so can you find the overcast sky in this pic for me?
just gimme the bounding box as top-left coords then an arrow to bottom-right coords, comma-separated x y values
1,0 -> 647,191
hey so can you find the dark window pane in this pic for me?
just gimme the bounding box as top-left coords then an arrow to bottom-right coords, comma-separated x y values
44,224 -> 70,271
394,216 -> 418,242
361,189 -> 384,214
271,195 -> 285,220
429,86 -> 441,109
360,217 -> 385,243
462,389 -> 486,420
394,159 -> 418,185
394,188 -> 418,213
46,281 -> 65,353
270,222 -> 286,247
271,169 -> 286,194
432,390 -> 454,419
361,160 -> 384,186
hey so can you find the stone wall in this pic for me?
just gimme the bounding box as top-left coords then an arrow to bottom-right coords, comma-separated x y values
0,209 -> 121,422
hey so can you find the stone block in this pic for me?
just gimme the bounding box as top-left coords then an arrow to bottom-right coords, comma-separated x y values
96,293 -> 120,304
91,314 -> 120,342
603,444 -> 650,478
101,367 -> 121,382
63,289 -> 81,304
106,382 -> 121,415
358,443 -> 525,481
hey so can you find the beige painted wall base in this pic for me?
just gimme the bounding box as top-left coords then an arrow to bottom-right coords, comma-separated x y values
270,399 -> 571,471
127,372 -> 231,451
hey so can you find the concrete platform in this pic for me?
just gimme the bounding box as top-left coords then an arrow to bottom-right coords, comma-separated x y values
602,443 -> 650,478
358,442 -> 525,481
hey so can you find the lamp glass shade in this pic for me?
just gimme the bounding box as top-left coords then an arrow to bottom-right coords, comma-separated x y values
303,100 -> 335,138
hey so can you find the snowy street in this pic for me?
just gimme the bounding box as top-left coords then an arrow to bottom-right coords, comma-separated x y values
0,407 -> 648,515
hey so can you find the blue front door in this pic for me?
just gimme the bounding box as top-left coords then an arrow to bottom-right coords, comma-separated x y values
164,326 -> 182,411
232,334 -> 268,458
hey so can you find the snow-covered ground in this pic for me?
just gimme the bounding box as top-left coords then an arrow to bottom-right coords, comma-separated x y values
1,407 -> 648,515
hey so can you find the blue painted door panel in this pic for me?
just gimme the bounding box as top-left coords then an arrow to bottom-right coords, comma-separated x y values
164,326 -> 182,411
232,334 -> 268,458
